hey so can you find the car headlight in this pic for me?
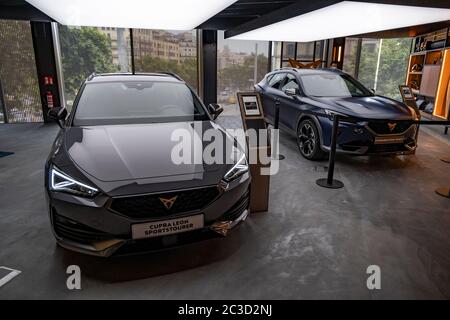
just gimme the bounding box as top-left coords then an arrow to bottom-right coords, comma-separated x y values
223,153 -> 249,182
324,109 -> 347,119
50,165 -> 99,197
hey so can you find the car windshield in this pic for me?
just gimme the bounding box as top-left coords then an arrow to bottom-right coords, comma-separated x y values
300,73 -> 373,98
73,80 -> 209,126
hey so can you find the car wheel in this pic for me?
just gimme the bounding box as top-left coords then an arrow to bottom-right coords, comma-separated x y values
297,119 -> 326,160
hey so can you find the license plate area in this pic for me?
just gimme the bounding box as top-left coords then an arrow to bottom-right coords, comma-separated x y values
131,214 -> 204,240
374,136 -> 405,145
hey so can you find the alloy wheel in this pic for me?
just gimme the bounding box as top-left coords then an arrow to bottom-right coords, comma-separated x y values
298,122 -> 316,157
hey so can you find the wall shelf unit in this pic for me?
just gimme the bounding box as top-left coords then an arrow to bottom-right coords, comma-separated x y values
408,27 -> 450,120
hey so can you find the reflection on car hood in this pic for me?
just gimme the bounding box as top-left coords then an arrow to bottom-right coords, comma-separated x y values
306,95 -> 415,119
64,121 -> 229,182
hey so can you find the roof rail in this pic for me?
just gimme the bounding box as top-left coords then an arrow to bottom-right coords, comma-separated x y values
271,67 -> 298,73
280,67 -> 298,72
87,72 -> 97,81
157,71 -> 183,81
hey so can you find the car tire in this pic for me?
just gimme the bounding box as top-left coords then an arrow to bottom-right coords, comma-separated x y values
297,119 -> 327,160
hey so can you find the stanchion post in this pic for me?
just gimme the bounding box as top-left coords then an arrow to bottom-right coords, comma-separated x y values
274,98 -> 280,130
316,114 -> 344,189
272,98 -> 285,160
436,154 -> 450,198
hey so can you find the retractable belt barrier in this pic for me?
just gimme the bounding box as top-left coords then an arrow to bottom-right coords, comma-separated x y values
294,109 -> 450,190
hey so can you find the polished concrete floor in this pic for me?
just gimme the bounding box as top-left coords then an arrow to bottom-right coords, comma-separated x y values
0,119 -> 449,299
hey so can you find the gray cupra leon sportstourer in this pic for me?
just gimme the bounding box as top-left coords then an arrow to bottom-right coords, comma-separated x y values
45,73 -> 250,257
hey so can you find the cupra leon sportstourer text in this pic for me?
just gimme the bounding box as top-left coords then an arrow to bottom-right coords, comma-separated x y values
45,73 -> 250,257
256,68 -> 420,160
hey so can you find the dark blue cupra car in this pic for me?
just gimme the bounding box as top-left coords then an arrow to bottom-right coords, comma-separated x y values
255,68 -> 420,160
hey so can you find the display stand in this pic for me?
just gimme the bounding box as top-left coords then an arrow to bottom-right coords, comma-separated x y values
237,92 -> 271,213
399,85 -> 421,116
399,85 -> 421,150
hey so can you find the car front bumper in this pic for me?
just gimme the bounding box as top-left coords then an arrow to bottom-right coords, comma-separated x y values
47,173 -> 251,257
320,119 -> 418,156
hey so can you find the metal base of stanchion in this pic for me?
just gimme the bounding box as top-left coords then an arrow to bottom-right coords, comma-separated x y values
316,178 -> 344,189
272,154 -> 285,160
435,187 -> 450,198
441,157 -> 450,164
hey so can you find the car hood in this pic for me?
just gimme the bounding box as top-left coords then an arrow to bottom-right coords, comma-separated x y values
305,95 -> 416,119
64,121 -> 232,182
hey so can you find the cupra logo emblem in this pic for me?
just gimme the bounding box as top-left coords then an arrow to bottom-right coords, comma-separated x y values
159,196 -> 178,210
388,123 -> 397,132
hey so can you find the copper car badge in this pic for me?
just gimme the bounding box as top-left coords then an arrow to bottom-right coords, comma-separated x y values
388,123 -> 397,132
159,196 -> 178,210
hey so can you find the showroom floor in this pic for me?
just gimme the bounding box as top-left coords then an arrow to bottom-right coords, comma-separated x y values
0,117 -> 449,299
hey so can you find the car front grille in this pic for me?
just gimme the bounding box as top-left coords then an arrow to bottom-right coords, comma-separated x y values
367,121 -> 413,134
220,189 -> 250,221
53,212 -> 114,244
110,186 -> 221,219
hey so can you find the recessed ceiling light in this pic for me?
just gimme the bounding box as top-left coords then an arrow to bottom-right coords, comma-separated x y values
26,0 -> 237,30
230,1 -> 450,42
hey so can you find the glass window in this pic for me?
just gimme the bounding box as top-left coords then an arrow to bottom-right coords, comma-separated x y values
0,19 -> 43,123
133,29 -> 198,93
59,26 -> 131,110
314,41 -> 323,61
282,42 -> 296,59
281,74 -> 299,92
357,38 -> 411,101
217,31 -> 269,110
300,73 -> 372,97
343,38 -> 359,77
271,41 -> 282,71
268,73 -> 286,90
73,81 -> 207,126
357,39 -> 380,91
278,40 -> 325,69
373,38 -> 412,101
297,42 -> 314,61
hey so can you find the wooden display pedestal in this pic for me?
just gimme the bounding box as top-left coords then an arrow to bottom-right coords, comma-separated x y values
236,92 -> 271,214
249,146 -> 271,213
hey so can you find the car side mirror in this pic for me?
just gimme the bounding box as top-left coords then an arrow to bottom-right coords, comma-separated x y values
370,88 -> 376,94
284,88 -> 298,96
208,103 -> 223,120
47,107 -> 67,128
